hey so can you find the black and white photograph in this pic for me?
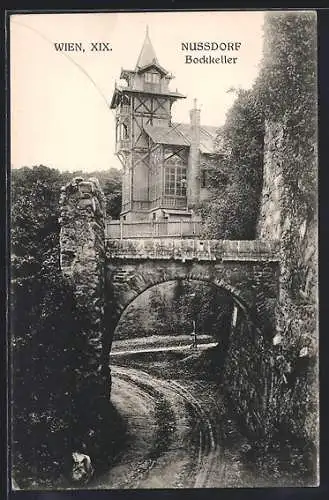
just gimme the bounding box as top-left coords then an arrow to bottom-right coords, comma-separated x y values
9,9 -> 318,490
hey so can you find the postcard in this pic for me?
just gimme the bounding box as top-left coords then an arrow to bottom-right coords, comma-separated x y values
9,10 -> 318,490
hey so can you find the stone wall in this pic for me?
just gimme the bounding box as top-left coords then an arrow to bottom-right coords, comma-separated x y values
256,118 -> 318,444
59,176 -> 109,397
106,238 -> 279,262
223,310 -> 278,440
257,121 -> 284,240
257,119 -> 317,349
215,113 -> 317,447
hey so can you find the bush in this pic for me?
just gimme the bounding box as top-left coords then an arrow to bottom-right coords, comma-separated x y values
11,165 -> 123,485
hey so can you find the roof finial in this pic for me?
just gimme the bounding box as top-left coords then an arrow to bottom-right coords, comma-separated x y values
146,25 -> 149,36
193,98 -> 197,109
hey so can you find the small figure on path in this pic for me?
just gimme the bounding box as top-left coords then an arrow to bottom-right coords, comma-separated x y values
190,320 -> 198,349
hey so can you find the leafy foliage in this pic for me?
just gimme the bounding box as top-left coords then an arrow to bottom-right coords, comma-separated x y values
217,11 -> 317,451
257,11 -> 317,303
201,12 -> 316,245
11,164 -> 122,485
257,11 -> 317,128
200,88 -> 264,239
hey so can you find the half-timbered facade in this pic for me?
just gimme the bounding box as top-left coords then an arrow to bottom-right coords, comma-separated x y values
110,28 -> 222,224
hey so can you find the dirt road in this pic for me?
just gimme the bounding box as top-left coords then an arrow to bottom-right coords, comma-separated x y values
90,365 -> 247,489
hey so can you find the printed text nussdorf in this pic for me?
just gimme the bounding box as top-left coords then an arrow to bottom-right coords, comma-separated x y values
181,41 -> 242,64
181,42 -> 242,51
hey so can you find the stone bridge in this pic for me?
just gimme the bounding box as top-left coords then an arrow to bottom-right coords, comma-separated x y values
105,238 -> 280,344
59,178 -> 282,441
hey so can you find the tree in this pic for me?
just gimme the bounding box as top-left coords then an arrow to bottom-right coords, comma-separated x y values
86,168 -> 122,219
200,88 -> 265,240
11,167 -> 75,477
10,164 -> 123,485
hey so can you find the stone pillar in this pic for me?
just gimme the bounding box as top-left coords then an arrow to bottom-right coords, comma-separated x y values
187,99 -> 201,209
59,177 -> 110,397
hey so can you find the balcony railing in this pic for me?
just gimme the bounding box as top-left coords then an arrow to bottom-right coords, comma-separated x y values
161,196 -> 187,209
121,198 -> 187,212
106,219 -> 201,239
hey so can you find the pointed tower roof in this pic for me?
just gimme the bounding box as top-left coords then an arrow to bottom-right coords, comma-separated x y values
135,27 -> 167,74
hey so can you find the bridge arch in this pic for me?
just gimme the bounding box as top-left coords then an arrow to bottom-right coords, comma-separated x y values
108,277 -> 255,361
103,257 -> 279,386
104,269 -> 278,441
104,261 -> 276,350
113,276 -> 251,327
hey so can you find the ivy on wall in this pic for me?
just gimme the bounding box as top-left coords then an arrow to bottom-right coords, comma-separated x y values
202,11 -> 317,453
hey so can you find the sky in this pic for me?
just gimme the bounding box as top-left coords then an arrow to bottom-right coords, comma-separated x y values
10,11 -> 265,172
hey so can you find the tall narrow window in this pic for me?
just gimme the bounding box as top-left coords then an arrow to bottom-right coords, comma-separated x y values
164,165 -> 186,196
164,166 -> 176,195
120,123 -> 128,140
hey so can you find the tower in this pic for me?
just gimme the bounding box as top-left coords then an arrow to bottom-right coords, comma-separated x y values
110,28 -> 186,221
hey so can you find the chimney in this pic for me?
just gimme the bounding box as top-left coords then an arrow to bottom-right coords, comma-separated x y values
187,98 -> 201,209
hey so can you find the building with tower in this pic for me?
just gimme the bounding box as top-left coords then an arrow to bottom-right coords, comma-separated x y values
109,28 -> 223,236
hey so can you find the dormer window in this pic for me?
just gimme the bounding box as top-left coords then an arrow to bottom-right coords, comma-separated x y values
145,72 -> 160,84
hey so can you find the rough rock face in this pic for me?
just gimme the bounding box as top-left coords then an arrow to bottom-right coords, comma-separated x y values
59,176 -> 109,396
223,311 -> 280,441
256,119 -> 318,444
257,119 -> 317,342
59,177 -> 116,476
221,117 -> 317,447
257,121 -> 285,241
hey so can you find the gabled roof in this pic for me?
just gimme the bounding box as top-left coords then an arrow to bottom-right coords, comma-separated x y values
174,123 -> 219,154
137,62 -> 168,76
144,124 -> 190,147
144,123 -> 222,154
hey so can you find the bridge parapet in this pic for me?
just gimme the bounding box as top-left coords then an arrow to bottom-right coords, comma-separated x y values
106,238 -> 280,262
